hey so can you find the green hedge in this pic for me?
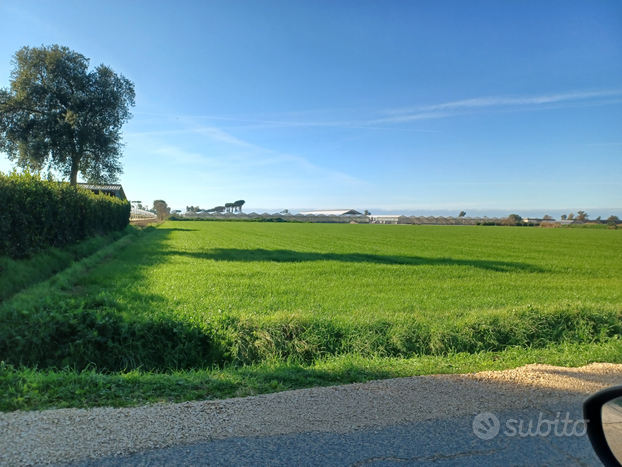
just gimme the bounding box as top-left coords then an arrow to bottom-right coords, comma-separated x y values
0,172 -> 130,259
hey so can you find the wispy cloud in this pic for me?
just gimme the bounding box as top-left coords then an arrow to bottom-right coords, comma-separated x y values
126,123 -> 365,188
131,113 -> 440,132
127,126 -> 273,149
377,89 -> 622,123
134,88 -> 622,131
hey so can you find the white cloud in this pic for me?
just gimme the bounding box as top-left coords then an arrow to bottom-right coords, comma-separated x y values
377,89 -> 622,123
133,88 -> 622,130
125,123 -> 365,188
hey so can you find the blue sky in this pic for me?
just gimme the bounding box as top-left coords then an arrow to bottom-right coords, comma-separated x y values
1,0 -> 620,217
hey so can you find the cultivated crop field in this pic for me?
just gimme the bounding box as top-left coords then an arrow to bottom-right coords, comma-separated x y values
118,221 -> 620,321
1,221 -> 621,410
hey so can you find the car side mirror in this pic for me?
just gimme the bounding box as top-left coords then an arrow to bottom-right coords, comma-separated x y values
584,386 -> 622,467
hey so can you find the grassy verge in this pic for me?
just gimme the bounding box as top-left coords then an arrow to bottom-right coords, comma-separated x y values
0,226 -> 134,303
2,339 -> 620,412
2,282 -> 620,372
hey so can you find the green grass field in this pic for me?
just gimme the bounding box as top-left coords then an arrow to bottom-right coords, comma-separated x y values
107,221 -> 620,320
1,221 -> 621,410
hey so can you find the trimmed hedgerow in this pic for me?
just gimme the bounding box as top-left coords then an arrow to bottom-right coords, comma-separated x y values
0,171 -> 130,259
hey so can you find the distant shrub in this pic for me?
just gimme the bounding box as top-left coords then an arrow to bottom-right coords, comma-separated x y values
0,171 -> 130,259
540,222 -> 561,228
608,222 -> 618,230
565,224 -> 612,230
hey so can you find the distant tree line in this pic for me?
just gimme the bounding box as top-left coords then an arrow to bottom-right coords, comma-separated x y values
559,212 -> 619,223
145,200 -> 248,220
497,211 -> 620,227
559,211 -> 590,221
184,200 -> 246,214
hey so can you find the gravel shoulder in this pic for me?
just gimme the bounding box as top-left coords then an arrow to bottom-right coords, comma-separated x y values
2,363 -> 621,466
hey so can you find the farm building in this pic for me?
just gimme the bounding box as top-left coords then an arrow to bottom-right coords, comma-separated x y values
174,210 -> 521,226
298,209 -> 362,216
78,183 -> 127,200
130,207 -> 156,220
369,215 -> 411,224
522,218 -> 556,223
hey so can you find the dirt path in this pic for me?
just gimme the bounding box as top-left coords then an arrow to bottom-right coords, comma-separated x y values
1,363 -> 621,466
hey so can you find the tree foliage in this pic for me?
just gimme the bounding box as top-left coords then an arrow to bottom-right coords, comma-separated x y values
0,45 -> 135,185
190,201 -> 245,214
153,200 -> 170,221
233,200 -> 246,212
458,211 -> 466,217
576,211 -> 589,221
502,214 -> 522,226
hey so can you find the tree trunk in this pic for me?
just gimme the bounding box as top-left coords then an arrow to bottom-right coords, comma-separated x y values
70,158 -> 79,186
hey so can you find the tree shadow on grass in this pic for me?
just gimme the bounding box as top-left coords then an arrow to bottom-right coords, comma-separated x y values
161,248 -> 544,273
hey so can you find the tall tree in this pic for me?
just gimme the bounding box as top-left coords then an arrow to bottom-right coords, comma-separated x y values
153,200 -> 170,221
0,45 -> 135,185
234,200 -> 246,212
576,211 -> 589,221
502,213 -> 522,226
458,211 -> 466,217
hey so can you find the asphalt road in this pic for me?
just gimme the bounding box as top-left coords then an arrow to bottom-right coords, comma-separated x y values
65,402 -> 602,467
